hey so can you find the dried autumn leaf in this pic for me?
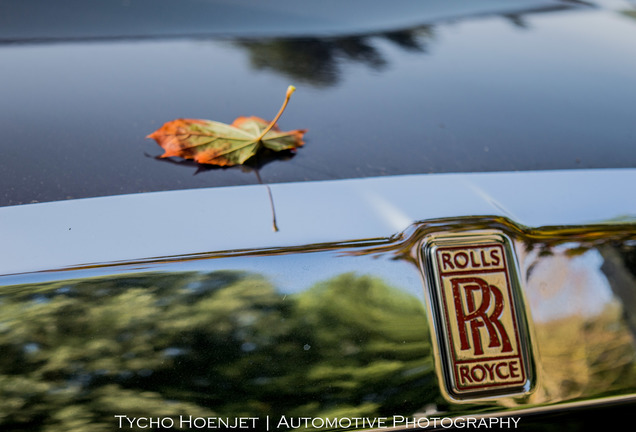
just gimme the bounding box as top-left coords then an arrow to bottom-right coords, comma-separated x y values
147,86 -> 306,166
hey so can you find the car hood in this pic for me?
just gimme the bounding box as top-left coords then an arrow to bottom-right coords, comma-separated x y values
1,0 -> 636,206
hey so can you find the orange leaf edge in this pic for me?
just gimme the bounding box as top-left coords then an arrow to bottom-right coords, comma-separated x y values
147,116 -> 306,166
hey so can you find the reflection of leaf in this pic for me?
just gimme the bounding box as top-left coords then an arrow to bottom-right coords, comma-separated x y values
147,86 -> 306,166
145,148 -> 296,174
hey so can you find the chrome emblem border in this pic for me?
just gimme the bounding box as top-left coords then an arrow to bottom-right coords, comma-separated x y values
421,231 -> 534,401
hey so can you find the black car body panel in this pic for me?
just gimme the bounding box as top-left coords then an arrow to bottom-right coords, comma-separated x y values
2,0 -> 636,206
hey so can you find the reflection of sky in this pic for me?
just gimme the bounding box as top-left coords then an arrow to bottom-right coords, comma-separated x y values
191,253 -> 426,299
1,230 -> 630,330
524,249 -> 616,322
0,251 -> 427,302
2,239 -> 626,339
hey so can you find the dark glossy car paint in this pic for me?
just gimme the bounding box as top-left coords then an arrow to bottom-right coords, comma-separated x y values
1,0 -> 636,206
1,2 -> 636,431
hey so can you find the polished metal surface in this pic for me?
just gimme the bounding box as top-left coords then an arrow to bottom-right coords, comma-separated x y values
1,170 -> 636,430
1,169 -> 636,276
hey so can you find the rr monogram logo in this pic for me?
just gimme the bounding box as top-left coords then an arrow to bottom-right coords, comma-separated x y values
451,277 -> 512,356
422,235 -> 533,398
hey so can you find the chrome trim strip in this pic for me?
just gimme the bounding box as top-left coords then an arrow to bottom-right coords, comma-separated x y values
368,395 -> 636,432
1,169 -> 635,275
1,176 -> 635,428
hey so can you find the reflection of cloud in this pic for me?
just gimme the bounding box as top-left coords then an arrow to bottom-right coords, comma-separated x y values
525,248 -> 614,322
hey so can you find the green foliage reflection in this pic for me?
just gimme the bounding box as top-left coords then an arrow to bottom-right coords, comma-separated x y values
0,271 -> 436,431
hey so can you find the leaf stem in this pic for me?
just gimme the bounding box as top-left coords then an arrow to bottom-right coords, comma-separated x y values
255,169 -> 279,232
254,85 -> 296,143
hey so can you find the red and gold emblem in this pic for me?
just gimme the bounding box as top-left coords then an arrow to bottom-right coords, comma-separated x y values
422,232 -> 533,400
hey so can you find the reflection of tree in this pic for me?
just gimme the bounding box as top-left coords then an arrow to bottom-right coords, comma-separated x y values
516,224 -> 636,346
292,274 -> 437,417
0,271 -> 436,431
235,27 -> 434,87
3,237 -> 636,431
622,9 -> 636,21
600,246 -> 636,339
533,305 -> 636,403
504,224 -> 636,404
